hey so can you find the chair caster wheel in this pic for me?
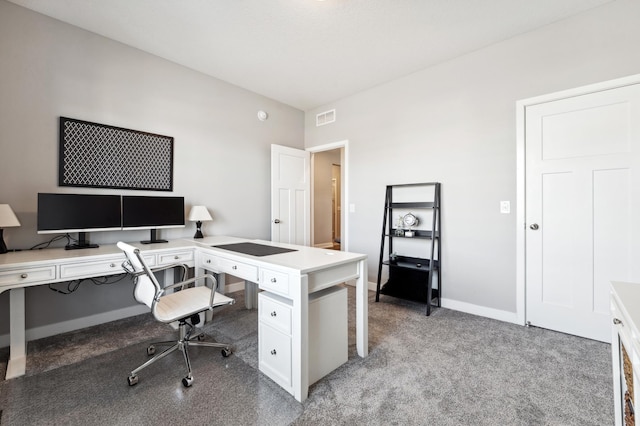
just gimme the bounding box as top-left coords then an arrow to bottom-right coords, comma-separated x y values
221,348 -> 232,357
147,345 -> 156,356
197,334 -> 205,341
182,376 -> 194,387
128,375 -> 138,386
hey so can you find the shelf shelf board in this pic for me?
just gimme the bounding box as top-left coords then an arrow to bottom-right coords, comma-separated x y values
388,202 -> 435,209
382,256 -> 438,271
386,230 -> 439,239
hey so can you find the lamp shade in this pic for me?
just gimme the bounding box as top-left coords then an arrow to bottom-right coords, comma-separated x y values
188,206 -> 212,222
0,204 -> 20,228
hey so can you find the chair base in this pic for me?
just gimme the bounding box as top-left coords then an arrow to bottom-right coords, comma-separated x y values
127,319 -> 231,387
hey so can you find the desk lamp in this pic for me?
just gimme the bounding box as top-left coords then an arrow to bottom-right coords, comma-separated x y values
0,204 -> 21,254
188,206 -> 212,239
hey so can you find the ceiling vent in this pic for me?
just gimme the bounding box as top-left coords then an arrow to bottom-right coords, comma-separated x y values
316,109 -> 336,127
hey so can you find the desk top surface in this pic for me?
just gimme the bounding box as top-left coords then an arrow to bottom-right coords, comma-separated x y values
0,236 -> 366,274
611,281 -> 640,336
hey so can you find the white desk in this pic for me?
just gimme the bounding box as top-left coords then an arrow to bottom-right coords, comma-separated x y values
0,236 -> 368,402
610,281 -> 640,425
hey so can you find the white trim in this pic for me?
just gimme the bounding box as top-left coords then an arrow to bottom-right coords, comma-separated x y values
314,242 -> 334,249
515,73 -> 640,328
225,281 -> 245,293
0,304 -> 148,349
307,140 -> 350,251
441,298 -> 519,324
364,278 -> 518,323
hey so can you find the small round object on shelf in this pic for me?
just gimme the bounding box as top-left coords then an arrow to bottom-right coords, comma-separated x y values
403,213 -> 419,228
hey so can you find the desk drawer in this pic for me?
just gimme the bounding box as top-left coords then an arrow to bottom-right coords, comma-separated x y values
0,266 -> 56,287
199,252 -> 218,270
259,322 -> 292,388
60,258 -> 125,280
157,250 -> 193,266
214,257 -> 258,282
260,268 -> 290,296
259,292 -> 292,335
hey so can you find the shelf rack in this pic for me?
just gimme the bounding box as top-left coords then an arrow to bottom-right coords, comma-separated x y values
375,182 -> 441,315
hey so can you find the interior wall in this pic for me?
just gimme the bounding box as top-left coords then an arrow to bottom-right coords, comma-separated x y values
312,149 -> 341,247
0,0 -> 304,336
304,0 -> 640,316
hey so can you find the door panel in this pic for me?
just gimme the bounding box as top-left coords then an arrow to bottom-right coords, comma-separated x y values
271,144 -> 310,245
526,84 -> 640,342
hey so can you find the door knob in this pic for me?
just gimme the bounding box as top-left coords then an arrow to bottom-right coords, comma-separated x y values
274,219 -> 281,224
530,223 -> 539,230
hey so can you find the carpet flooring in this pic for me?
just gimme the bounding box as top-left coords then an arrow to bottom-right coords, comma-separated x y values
0,287 -> 614,425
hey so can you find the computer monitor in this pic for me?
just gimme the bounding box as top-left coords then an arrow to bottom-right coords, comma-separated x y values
122,195 -> 185,244
37,193 -> 122,250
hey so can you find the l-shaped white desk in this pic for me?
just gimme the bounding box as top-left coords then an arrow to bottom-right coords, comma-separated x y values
0,236 -> 368,402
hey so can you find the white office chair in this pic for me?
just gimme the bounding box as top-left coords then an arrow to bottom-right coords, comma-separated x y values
117,241 -> 235,387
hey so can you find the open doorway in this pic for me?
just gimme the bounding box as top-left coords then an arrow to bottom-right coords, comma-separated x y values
311,147 -> 343,250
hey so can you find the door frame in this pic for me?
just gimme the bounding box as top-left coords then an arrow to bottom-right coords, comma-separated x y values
307,140 -> 349,251
515,73 -> 640,326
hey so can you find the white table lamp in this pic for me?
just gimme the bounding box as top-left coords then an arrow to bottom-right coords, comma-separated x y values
0,204 -> 21,254
188,206 -> 212,239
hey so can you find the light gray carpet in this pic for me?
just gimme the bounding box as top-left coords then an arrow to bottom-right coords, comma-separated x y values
0,287 -> 614,425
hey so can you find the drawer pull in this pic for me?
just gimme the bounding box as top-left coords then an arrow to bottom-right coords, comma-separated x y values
174,256 -> 180,260
271,311 -> 277,317
206,259 -> 211,264
613,318 -> 623,325
271,278 -> 277,283
232,265 -> 238,270
110,263 -> 116,268
20,273 -> 28,279
270,349 -> 277,355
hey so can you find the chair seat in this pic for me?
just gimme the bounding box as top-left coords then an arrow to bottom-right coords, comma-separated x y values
154,286 -> 234,323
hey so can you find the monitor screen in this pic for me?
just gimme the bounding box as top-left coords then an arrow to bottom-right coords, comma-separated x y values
37,193 -> 122,234
122,196 -> 185,230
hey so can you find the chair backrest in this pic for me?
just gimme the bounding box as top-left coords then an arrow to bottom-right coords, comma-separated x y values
117,241 -> 160,309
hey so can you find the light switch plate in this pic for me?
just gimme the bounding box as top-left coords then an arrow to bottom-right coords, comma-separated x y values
500,201 -> 511,214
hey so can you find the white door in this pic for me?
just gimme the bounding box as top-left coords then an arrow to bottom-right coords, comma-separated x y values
271,144 -> 310,245
525,84 -> 640,342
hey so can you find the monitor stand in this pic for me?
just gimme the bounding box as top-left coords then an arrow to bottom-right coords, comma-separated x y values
65,232 -> 99,250
141,229 -> 168,244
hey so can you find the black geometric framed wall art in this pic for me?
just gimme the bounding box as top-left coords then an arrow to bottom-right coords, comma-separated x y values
59,117 -> 174,191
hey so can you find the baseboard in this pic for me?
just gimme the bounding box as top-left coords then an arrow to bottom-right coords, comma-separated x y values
225,281 -> 245,293
441,298 -> 519,324
369,280 -> 519,325
0,304 -> 148,349
314,242 -> 334,249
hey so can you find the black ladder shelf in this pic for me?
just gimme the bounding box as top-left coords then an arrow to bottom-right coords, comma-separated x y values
375,182 -> 441,315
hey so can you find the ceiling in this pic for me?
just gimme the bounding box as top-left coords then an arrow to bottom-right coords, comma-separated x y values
8,0 -> 612,111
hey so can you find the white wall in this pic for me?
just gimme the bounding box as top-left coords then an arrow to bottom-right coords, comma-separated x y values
304,0 -> 640,317
0,0 -> 304,336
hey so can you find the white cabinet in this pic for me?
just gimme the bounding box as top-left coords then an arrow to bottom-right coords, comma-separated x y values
258,286 -> 348,392
611,281 -> 640,426
308,286 -> 348,385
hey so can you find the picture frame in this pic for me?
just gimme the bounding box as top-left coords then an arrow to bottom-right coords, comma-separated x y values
58,117 -> 174,191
